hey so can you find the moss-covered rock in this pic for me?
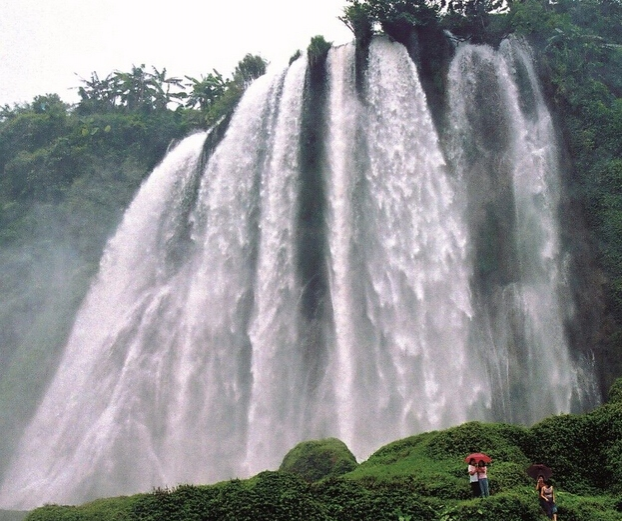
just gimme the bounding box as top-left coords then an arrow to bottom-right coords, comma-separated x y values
279,438 -> 358,482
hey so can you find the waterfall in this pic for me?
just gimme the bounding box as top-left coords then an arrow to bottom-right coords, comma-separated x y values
445,37 -> 593,423
0,37 -> 597,509
325,38 -> 482,458
245,55 -> 310,470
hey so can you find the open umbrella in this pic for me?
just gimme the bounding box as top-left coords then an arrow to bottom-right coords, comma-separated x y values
526,463 -> 552,480
464,452 -> 492,463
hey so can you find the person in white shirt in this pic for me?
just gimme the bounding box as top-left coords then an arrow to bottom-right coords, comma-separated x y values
467,458 -> 480,497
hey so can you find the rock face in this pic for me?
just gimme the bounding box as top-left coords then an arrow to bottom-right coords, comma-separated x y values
279,438 -> 359,482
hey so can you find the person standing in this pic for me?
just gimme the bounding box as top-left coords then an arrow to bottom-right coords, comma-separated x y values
468,458 -> 480,497
540,479 -> 558,520
477,460 -> 490,497
536,475 -> 548,514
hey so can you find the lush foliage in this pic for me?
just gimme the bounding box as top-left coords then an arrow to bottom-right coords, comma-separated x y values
279,438 -> 359,482
504,0 -> 622,386
24,496 -> 139,521
307,35 -> 334,68
21,379 -> 622,520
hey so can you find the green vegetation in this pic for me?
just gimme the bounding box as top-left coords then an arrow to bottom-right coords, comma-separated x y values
501,0 -> 622,389
22,378 -> 622,520
279,437 -> 359,482
307,35 -> 333,68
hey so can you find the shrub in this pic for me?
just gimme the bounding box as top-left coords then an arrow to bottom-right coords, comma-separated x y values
488,462 -> 533,493
607,377 -> 622,405
439,490 -> 543,521
555,492 -> 622,521
526,406 -> 622,494
279,438 -> 358,482
25,496 -> 137,521
425,422 -> 531,467
130,474 -> 329,521
526,413 -> 595,494
584,402 -> 622,493
209,472 -> 328,521
312,478 -> 439,521
364,433 -> 433,465
306,36 -> 332,68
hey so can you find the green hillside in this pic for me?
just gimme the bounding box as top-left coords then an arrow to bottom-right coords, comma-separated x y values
19,378 -> 622,520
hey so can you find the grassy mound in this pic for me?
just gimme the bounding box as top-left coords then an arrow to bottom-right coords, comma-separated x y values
279,437 -> 359,482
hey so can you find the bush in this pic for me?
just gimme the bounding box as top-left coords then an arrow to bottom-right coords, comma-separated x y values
526,414 -> 595,494
306,36 -> 332,68
279,438 -> 359,482
25,496 -> 137,521
312,478 -> 438,521
439,490 -> 543,521
488,462 -> 533,493
584,402 -> 622,493
555,492 -> 622,521
425,422 -> 531,467
348,432 -> 473,500
607,377 -> 622,405
130,473 -> 330,521
20,409 -> 622,520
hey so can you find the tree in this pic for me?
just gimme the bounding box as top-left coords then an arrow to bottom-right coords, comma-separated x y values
183,71 -> 228,112
112,64 -> 181,112
77,65 -> 184,114
307,35 -> 333,68
233,54 -> 268,88
148,67 -> 185,109
341,0 -> 440,43
76,72 -> 119,114
339,1 -> 374,46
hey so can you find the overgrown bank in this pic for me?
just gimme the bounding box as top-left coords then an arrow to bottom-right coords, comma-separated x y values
20,378 -> 622,520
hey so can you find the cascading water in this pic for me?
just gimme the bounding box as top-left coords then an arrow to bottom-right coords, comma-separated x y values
445,37 -> 595,423
324,38 -> 483,454
245,56 -> 313,470
0,36 -> 598,509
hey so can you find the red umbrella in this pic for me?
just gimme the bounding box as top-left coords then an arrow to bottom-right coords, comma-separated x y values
464,452 -> 492,463
526,463 -> 552,480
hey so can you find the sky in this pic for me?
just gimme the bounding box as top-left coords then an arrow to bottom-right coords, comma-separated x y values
0,0 -> 353,107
